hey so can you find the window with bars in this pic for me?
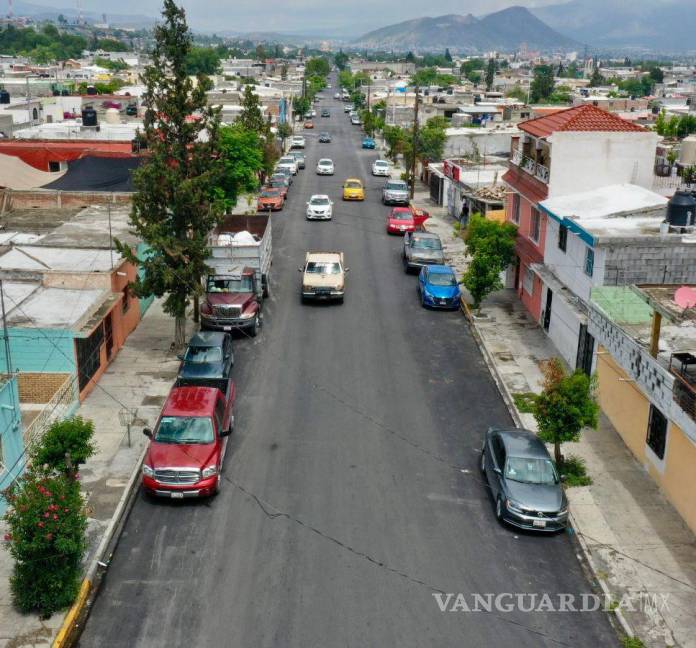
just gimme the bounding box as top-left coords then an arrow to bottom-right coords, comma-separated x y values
558,225 -> 568,252
511,193 -> 520,224
522,266 -> 535,295
646,405 -> 668,460
584,247 -> 595,277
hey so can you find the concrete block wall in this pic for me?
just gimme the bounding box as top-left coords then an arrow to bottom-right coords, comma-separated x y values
0,190 -> 132,211
604,241 -> 696,286
17,372 -> 72,403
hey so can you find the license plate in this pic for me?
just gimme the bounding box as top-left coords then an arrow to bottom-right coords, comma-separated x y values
532,519 -> 546,528
400,226 -> 406,231
170,492 -> 184,499
223,326 -> 232,331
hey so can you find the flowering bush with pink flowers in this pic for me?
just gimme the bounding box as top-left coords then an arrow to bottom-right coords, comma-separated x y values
3,470 -> 86,615
2,417 -> 94,616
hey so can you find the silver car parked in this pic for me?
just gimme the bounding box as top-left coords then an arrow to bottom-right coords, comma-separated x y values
382,180 -> 409,205
481,427 -> 568,532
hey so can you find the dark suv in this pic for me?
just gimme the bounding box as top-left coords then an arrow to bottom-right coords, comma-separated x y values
176,331 -> 234,394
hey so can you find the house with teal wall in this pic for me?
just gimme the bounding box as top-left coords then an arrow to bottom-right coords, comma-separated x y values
0,376 -> 24,514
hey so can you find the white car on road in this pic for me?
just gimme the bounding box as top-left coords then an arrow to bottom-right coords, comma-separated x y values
372,159 -> 390,176
316,158 -> 335,175
277,156 -> 298,175
306,195 -> 333,220
290,135 -> 305,149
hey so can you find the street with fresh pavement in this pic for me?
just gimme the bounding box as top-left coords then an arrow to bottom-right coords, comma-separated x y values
78,84 -> 618,648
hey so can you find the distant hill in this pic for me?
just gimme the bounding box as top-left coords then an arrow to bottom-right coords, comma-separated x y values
11,0 -> 156,29
533,0 -> 696,51
354,7 -> 579,52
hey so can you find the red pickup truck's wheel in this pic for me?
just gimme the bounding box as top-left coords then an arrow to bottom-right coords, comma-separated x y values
249,313 -> 259,337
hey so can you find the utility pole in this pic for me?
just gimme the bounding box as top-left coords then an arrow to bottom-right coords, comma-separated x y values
367,82 -> 371,112
410,84 -> 419,199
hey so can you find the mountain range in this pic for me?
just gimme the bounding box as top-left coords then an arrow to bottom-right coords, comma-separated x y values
354,7 -> 579,52
533,0 -> 696,51
9,0 -> 156,28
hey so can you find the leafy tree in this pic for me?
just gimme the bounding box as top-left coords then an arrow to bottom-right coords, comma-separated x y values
460,58 -> 485,77
485,58 -> 496,91
217,123 -> 263,210
505,85 -> 527,102
95,56 -> 129,72
649,66 -> 664,84
556,62 -> 564,77
276,121 -> 292,147
305,56 -> 330,78
255,44 -> 267,60
96,37 -> 129,52
292,95 -> 311,119
589,67 -> 605,87
462,214 -> 517,311
467,71 -> 482,85
334,51 -> 348,70
415,116 -> 447,164
405,51 -> 415,63
527,358 -> 599,466
32,417 -> 95,477
238,84 -> 266,133
383,124 -> 407,162
444,48 -> 452,62
115,0 -> 224,346
185,46 -> 221,75
529,65 -> 555,103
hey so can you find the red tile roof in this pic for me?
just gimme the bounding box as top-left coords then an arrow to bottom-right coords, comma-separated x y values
519,104 -> 647,138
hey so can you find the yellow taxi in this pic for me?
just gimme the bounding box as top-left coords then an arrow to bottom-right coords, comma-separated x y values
342,178 -> 365,201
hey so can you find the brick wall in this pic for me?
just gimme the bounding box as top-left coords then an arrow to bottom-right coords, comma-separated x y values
604,241 -> 696,286
17,372 -> 72,403
0,189 -> 131,211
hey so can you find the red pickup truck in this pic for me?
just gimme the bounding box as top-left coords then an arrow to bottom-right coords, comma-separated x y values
142,385 -> 235,498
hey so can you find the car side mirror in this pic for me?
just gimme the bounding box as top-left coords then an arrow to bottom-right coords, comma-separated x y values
493,467 -> 502,475
176,354 -> 184,361
345,267 -> 350,272
143,427 -> 152,438
220,427 -> 232,437
560,474 -> 566,482
298,267 -> 303,272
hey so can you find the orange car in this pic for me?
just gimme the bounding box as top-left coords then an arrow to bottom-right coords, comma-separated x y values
257,187 -> 285,211
304,120 -> 314,129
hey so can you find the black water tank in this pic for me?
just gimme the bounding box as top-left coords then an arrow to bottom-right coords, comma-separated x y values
0,89 -> 10,104
86,85 -> 97,96
667,190 -> 696,227
81,107 -> 98,127
52,89 -> 60,97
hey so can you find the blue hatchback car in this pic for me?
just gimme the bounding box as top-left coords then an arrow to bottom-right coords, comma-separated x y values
362,136 -> 376,149
418,265 -> 461,309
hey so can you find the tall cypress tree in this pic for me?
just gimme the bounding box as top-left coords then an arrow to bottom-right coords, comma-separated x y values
116,0 -> 223,346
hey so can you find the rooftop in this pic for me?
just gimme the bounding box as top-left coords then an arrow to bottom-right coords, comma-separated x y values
0,245 -> 122,273
519,104 -> 647,138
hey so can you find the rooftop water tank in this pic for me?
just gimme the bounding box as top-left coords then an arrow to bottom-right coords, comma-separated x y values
0,89 -> 10,104
81,107 -> 98,127
679,135 -> 696,167
104,107 -> 120,124
86,85 -> 97,96
667,190 -> 696,227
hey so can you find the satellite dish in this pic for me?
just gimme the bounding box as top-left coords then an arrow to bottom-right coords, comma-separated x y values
674,286 -> 696,309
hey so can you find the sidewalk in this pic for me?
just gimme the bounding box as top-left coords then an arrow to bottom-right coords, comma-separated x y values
0,299 -> 180,648
412,190 -> 696,648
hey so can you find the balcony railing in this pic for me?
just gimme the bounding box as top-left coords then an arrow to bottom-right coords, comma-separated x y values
510,149 -> 549,184
670,353 -> 696,423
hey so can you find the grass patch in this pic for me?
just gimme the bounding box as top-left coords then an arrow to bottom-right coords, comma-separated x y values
621,637 -> 646,648
560,455 -> 592,487
512,391 -> 537,414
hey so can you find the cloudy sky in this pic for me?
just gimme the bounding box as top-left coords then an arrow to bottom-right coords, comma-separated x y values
28,0 -> 568,35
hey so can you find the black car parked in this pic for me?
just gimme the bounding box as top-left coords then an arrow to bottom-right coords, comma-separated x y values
176,331 -> 234,395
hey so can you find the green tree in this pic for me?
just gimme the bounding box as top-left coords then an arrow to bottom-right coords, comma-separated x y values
528,358 -> 599,466
185,46 -> 221,75
405,51 -> 415,63
96,37 -> 129,51
589,67 -> 605,87
505,85 -> 527,102
115,0 -> 224,346
305,56 -> 330,78
238,84 -> 266,133
32,417 -> 95,477
217,123 -> 263,210
415,116 -> 447,163
444,48 -> 452,62
529,65 -> 555,103
649,66 -> 664,84
383,124 -> 407,162
485,58 -> 496,91
334,51 -> 349,70
462,214 -> 517,311
654,109 -> 667,135
292,95 -> 311,119
255,43 -> 267,60
276,121 -> 292,147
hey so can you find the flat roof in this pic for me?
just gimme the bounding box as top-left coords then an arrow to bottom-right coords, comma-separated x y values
0,245 -> 121,272
5,285 -> 109,329
539,184 -> 668,242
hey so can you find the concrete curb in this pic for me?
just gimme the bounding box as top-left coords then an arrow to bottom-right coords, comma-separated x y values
51,442 -> 148,648
461,298 -> 636,642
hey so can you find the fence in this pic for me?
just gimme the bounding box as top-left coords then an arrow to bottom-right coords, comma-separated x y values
22,375 -> 79,451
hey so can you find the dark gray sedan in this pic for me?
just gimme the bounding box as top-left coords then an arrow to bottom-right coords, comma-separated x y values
481,427 -> 568,532
176,331 -> 234,395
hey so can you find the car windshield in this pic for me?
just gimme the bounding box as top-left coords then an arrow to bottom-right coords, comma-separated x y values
375,161 -> 388,167
319,159 -> 332,165
386,182 -> 407,191
260,190 -> 279,198
413,237 -> 442,250
306,262 -> 341,274
346,181 -> 361,188
184,346 -> 223,363
505,456 -> 558,485
392,210 -> 412,221
207,276 -> 253,292
280,158 -> 294,164
320,132 -> 329,137
428,272 -> 457,286
155,416 -> 215,444
310,197 -> 330,205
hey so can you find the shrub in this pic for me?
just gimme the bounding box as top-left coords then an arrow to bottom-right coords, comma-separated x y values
3,470 -> 87,615
31,417 -> 95,476
560,455 -> 592,487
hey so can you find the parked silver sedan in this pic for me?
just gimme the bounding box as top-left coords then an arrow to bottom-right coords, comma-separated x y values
481,427 -> 568,532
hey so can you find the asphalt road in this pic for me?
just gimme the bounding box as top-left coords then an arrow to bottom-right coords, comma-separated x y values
79,80 -> 618,648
